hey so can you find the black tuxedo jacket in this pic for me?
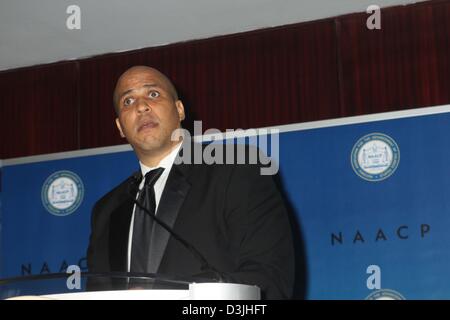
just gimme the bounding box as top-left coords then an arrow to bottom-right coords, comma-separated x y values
87,149 -> 295,299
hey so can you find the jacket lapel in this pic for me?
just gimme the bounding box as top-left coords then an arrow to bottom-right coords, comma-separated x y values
108,174 -> 140,272
147,163 -> 191,274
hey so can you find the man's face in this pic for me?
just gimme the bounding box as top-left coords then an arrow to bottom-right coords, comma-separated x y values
114,68 -> 185,157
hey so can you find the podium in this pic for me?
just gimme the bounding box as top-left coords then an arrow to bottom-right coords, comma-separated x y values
0,272 -> 261,300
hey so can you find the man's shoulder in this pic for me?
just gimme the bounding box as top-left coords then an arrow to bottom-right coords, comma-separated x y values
93,172 -> 139,211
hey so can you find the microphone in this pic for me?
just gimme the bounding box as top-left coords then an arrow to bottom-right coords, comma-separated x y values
128,173 -> 226,282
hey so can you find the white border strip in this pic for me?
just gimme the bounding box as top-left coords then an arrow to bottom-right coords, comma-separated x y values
2,104 -> 450,166
2,144 -> 133,167
200,104 -> 450,140
267,104 -> 450,134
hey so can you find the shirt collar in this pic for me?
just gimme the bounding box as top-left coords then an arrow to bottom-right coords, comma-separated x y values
139,142 -> 182,177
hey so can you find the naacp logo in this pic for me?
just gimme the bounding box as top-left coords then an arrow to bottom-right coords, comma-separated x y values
351,133 -> 400,181
42,171 -> 84,216
365,289 -> 405,300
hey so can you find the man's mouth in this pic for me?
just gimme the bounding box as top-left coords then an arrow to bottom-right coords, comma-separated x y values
137,120 -> 158,132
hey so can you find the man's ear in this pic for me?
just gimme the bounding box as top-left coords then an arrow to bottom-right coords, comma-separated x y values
115,118 -> 125,138
176,100 -> 185,121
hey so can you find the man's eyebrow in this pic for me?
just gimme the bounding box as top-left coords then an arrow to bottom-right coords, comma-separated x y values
118,83 -> 159,100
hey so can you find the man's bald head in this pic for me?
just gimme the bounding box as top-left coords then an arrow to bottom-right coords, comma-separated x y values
113,66 -> 179,114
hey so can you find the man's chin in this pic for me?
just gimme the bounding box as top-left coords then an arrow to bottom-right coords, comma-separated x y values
134,139 -> 177,154
135,141 -> 162,153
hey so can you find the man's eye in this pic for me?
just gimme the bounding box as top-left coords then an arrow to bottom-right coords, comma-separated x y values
149,91 -> 160,99
123,97 -> 134,106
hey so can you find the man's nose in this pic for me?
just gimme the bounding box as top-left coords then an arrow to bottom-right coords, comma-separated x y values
136,98 -> 151,113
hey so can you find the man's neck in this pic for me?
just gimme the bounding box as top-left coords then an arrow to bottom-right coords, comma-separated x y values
137,141 -> 182,168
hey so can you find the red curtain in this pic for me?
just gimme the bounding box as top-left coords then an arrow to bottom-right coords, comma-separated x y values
338,0 -> 450,115
0,62 -> 79,158
1,0 -> 449,158
78,18 -> 340,150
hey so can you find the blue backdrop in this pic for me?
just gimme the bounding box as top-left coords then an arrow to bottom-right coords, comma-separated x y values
1,106 -> 449,299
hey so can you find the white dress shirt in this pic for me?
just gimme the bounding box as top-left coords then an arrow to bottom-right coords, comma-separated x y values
127,142 -> 182,272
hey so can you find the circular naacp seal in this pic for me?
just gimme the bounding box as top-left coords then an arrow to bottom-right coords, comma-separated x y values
351,133 -> 400,182
365,289 -> 406,300
41,170 -> 84,216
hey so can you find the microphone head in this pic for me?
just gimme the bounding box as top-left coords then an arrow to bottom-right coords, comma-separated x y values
128,171 -> 142,195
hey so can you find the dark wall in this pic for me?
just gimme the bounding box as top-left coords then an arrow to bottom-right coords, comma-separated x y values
1,0 -> 449,159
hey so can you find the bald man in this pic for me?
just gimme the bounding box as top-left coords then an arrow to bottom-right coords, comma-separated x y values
87,66 -> 295,299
